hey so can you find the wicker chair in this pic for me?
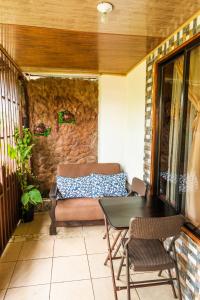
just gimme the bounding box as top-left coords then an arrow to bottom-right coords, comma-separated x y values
127,177 -> 147,197
117,215 -> 184,300
103,177 -> 147,265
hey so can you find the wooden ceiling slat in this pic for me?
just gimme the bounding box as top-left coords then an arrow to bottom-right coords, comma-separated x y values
0,1 -> 199,74
0,24 -> 163,74
0,0 -> 199,37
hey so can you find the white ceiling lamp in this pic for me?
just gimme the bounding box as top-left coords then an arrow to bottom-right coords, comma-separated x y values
97,2 -> 113,23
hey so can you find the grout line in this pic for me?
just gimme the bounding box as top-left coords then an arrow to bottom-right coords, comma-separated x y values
84,236 -> 95,300
5,282 -> 50,290
3,260 -> 18,300
129,274 -> 141,300
15,240 -> 25,262
49,239 -> 55,300
51,278 -> 99,284
2,257 -> 54,263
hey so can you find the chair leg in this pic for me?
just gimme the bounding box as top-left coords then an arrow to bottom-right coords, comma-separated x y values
174,262 -> 182,300
117,256 -> 125,280
103,232 -> 107,239
126,249 -> 131,300
168,269 -> 177,298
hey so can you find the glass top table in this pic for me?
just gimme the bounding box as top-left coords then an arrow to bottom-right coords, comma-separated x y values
99,195 -> 177,230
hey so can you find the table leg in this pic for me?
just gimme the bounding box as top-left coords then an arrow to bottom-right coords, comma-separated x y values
112,229 -> 128,259
104,216 -> 118,300
104,230 -> 122,265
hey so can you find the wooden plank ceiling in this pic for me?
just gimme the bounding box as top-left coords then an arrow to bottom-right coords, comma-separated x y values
0,0 -> 199,75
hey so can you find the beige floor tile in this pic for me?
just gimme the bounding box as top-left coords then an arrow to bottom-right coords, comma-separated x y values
12,236 -> 26,243
0,262 -> 16,289
4,284 -> 50,300
82,225 -> 105,237
50,280 -> 94,300
132,272 -> 174,299
85,235 -> 107,254
34,213 -> 51,226
54,237 -> 86,257
19,240 -> 54,260
9,258 -> 52,287
52,255 -> 90,282
92,277 -> 140,300
0,289 -> 6,300
25,233 -> 56,242
27,224 -> 50,235
56,227 -> 83,238
13,223 -> 30,236
0,242 -> 23,262
132,271 -> 166,281
136,284 -> 174,300
88,253 -> 111,278
88,254 -> 133,279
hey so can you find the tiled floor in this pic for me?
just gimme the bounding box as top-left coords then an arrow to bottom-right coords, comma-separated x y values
0,212 -> 175,300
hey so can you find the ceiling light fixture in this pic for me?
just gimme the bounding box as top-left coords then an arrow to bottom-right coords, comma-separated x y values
97,2 -> 113,23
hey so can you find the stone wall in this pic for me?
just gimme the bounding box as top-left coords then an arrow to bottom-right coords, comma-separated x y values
27,77 -> 98,193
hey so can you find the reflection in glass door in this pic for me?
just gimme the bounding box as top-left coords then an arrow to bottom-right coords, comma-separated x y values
184,45 -> 200,225
158,55 -> 184,207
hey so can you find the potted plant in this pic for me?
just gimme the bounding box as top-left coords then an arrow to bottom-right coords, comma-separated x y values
8,127 -> 42,222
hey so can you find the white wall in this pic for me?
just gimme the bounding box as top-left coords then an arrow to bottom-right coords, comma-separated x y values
98,61 -> 146,182
98,75 -> 126,165
123,61 -> 146,181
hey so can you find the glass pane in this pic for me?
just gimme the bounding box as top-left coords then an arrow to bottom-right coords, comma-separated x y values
159,55 -> 184,205
183,45 -> 200,225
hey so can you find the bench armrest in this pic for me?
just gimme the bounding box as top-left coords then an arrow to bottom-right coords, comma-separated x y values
49,182 -> 58,200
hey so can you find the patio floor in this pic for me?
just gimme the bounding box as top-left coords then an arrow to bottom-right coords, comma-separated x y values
0,212 -> 175,300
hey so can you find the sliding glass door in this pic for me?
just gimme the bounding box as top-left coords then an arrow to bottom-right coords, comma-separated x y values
156,39 -> 200,227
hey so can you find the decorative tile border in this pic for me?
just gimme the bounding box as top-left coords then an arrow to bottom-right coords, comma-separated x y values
143,14 -> 200,300
175,233 -> 200,299
144,15 -> 200,183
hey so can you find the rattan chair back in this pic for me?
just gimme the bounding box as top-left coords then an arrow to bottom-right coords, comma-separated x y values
131,177 -> 146,196
129,215 -> 184,240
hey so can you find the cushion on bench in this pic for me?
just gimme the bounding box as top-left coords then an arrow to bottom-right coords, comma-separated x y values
91,173 -> 128,197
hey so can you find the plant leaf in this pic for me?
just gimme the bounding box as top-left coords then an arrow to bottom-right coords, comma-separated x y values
28,188 -> 42,205
21,192 -> 30,206
21,144 -> 34,160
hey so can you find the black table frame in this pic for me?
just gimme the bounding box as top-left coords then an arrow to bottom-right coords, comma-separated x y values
99,196 -> 177,300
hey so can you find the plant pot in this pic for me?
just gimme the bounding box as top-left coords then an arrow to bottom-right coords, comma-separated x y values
22,205 -> 35,223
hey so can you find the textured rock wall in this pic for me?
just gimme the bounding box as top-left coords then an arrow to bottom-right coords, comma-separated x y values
27,77 -> 98,193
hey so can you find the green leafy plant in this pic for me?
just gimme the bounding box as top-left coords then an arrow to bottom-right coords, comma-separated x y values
21,185 -> 42,210
8,127 -> 42,212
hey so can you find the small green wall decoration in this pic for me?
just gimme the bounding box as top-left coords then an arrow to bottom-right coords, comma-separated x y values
58,110 -> 76,125
34,123 -> 51,137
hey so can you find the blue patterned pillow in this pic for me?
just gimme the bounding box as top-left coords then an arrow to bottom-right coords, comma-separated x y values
91,173 -> 128,197
56,175 -> 93,199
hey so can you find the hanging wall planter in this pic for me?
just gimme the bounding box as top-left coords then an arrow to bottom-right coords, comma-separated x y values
58,110 -> 76,125
34,123 -> 51,137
